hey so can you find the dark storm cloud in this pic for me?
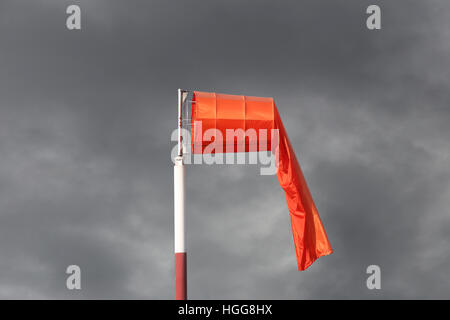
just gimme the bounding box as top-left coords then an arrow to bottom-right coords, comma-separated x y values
0,0 -> 449,298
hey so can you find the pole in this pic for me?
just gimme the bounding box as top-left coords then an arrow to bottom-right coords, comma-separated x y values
174,89 -> 187,300
174,156 -> 186,299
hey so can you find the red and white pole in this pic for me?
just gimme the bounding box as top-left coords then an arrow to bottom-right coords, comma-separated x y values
174,89 -> 187,300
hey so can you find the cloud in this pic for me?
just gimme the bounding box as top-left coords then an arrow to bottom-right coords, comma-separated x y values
0,0 -> 449,299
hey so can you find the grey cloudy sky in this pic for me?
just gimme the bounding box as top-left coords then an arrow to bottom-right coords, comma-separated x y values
0,0 -> 449,299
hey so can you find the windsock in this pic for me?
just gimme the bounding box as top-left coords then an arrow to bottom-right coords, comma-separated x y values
190,91 -> 333,270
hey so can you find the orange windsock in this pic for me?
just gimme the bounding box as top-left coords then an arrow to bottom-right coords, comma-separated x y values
191,91 -> 333,271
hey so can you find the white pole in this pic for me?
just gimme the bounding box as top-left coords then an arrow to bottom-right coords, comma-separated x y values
177,89 -> 183,157
174,89 -> 186,300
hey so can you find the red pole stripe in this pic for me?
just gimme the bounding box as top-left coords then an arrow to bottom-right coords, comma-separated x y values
175,252 -> 187,300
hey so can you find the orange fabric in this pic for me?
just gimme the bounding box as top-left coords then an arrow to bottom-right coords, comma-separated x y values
191,91 -> 333,271
191,92 -> 274,153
